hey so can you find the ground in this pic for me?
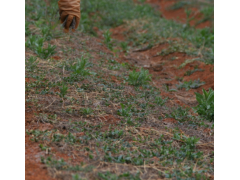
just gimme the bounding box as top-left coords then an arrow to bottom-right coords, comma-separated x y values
25,0 -> 214,179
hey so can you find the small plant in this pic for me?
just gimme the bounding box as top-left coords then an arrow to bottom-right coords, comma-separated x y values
25,21 -> 31,36
120,42 -> 128,52
39,144 -> 49,151
154,96 -> 167,106
26,56 -> 38,71
98,171 -> 140,180
184,68 -> 204,76
70,56 -> 91,77
59,83 -> 68,98
80,108 -> 93,115
168,106 -> 190,122
194,88 -> 214,121
41,26 -> 53,41
35,44 -> 56,59
185,8 -> 194,28
25,35 -> 56,59
72,174 -> 82,180
103,30 -> 113,50
117,103 -> 132,117
184,136 -> 200,150
104,129 -> 124,139
177,79 -> 205,91
25,35 -> 43,48
127,68 -> 151,86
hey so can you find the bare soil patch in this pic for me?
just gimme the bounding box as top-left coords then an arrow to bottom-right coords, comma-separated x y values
146,0 -> 212,28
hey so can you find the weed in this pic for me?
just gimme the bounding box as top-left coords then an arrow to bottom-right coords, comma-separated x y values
25,35 -> 44,48
70,56 -> 91,77
184,67 -> 204,76
194,88 -> 214,121
154,96 -> 167,106
80,108 -> 93,115
104,130 -> 124,139
59,83 -> 68,98
127,68 -> 151,86
103,30 -> 113,50
35,44 -> 56,59
26,56 -> 38,71
41,26 -> 53,40
163,84 -> 177,92
177,79 -> 205,90
184,8 -> 194,28
168,106 -> 191,122
26,35 -> 56,59
39,144 -> 49,151
117,103 -> 132,117
72,174 -> 82,180
120,42 -> 128,52
25,21 -> 31,36
98,171 -> 141,180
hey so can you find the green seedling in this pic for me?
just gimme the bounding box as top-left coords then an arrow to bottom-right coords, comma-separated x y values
25,21 -> 31,36
185,8 -> 194,28
177,79 -> 205,91
168,106 -> 190,122
120,42 -> 128,52
127,68 -> 151,86
80,108 -> 93,115
103,30 -> 113,50
26,35 -> 56,59
39,144 -> 49,151
41,26 -> 53,40
117,103 -> 132,117
26,56 -> 38,71
70,56 -> 91,76
154,96 -> 167,106
184,68 -> 204,76
59,83 -> 68,98
72,174 -> 83,180
104,130 -> 124,139
35,44 -> 56,59
194,88 -> 214,121
98,171 -> 141,180
25,35 -> 43,48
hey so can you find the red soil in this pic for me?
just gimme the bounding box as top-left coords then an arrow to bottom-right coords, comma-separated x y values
110,25 -> 127,41
100,115 -> 121,131
25,103 -> 56,180
121,43 -> 214,107
108,0 -> 214,107
163,118 -> 177,124
146,0 -> 212,29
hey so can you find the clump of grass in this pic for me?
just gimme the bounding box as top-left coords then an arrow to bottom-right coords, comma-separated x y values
120,42 -> 129,52
25,21 -> 31,36
154,96 -> 167,106
176,79 -> 205,90
168,106 -> 191,122
59,83 -> 68,98
194,88 -> 214,121
184,66 -> 204,76
103,30 -> 113,50
25,35 -> 56,59
98,171 -> 141,180
127,68 -> 151,86
35,44 -> 56,59
117,103 -> 132,117
70,56 -> 91,77
26,56 -> 38,71
80,108 -> 93,115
